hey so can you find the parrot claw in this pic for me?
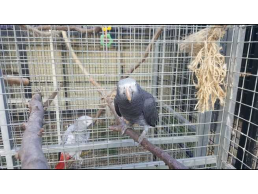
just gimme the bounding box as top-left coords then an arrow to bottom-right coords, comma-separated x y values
121,125 -> 128,135
120,117 -> 132,135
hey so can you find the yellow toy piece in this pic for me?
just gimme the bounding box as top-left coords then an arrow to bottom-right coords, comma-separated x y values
102,26 -> 112,32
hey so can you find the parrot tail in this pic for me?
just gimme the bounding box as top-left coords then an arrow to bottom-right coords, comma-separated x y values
55,153 -> 72,169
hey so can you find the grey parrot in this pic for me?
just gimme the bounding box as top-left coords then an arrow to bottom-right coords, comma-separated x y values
55,115 -> 93,169
114,78 -> 158,144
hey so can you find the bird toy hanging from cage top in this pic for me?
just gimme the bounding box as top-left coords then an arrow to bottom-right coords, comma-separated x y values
100,26 -> 113,48
179,25 -> 227,113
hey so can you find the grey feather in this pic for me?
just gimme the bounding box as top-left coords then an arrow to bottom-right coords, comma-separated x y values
142,91 -> 158,127
114,98 -> 121,117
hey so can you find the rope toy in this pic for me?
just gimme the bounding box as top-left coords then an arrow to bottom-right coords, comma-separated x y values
179,26 -> 227,112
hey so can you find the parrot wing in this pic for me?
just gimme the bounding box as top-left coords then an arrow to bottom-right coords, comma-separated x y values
142,93 -> 158,127
62,124 -> 75,145
114,97 -> 122,117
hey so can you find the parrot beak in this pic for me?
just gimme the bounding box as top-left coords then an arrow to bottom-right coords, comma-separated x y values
125,87 -> 132,103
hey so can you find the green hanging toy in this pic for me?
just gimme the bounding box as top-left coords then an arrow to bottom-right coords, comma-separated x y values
100,26 -> 113,48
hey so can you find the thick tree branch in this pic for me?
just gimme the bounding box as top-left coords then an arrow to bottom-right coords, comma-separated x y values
106,97 -> 188,169
62,31 -> 187,169
17,89 -> 60,169
36,25 -> 101,34
3,76 -> 30,86
19,25 -> 60,37
19,25 -> 101,37
109,125 -> 188,169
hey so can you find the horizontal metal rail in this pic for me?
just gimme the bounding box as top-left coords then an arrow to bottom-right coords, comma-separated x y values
0,135 -> 198,155
95,155 -> 217,169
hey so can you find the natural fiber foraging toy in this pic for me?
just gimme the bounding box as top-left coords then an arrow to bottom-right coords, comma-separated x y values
179,25 -> 227,113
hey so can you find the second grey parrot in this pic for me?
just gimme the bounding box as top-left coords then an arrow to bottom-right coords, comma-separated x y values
114,78 -> 158,144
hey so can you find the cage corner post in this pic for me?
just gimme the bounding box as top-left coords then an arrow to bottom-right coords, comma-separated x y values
0,69 -> 14,169
217,26 -> 246,169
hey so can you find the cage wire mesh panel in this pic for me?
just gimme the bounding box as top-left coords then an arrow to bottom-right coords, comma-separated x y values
1,25 -> 255,169
218,25 -> 258,169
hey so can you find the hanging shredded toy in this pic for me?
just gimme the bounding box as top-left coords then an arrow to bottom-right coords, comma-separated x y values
100,26 -> 113,48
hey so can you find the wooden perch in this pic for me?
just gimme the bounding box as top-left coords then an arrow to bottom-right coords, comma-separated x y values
62,30 -> 188,169
19,25 -> 101,37
106,98 -> 188,169
36,25 -> 102,34
3,76 -> 29,86
19,25 -> 60,37
17,89 -> 59,169
111,126 -> 188,169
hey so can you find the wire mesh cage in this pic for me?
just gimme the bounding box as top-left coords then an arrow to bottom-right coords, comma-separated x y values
0,25 -> 257,169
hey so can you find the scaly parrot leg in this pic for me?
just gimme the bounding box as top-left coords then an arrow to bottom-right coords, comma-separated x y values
138,125 -> 149,146
120,117 -> 133,135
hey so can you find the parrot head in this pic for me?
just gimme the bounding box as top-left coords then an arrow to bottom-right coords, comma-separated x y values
117,78 -> 139,103
76,115 -> 93,127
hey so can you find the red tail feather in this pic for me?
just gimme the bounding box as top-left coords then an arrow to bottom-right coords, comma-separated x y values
55,153 -> 71,169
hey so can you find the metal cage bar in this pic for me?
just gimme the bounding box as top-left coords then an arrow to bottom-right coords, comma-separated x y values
1,25 -> 256,169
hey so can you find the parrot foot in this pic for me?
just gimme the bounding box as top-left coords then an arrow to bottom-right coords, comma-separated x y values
137,126 -> 149,146
121,124 -> 131,135
120,117 -> 132,135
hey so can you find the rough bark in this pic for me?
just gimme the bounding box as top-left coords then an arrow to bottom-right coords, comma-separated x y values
18,89 -> 59,169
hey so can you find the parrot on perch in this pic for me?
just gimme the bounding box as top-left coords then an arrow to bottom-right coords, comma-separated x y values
55,115 -> 93,169
114,78 -> 158,144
